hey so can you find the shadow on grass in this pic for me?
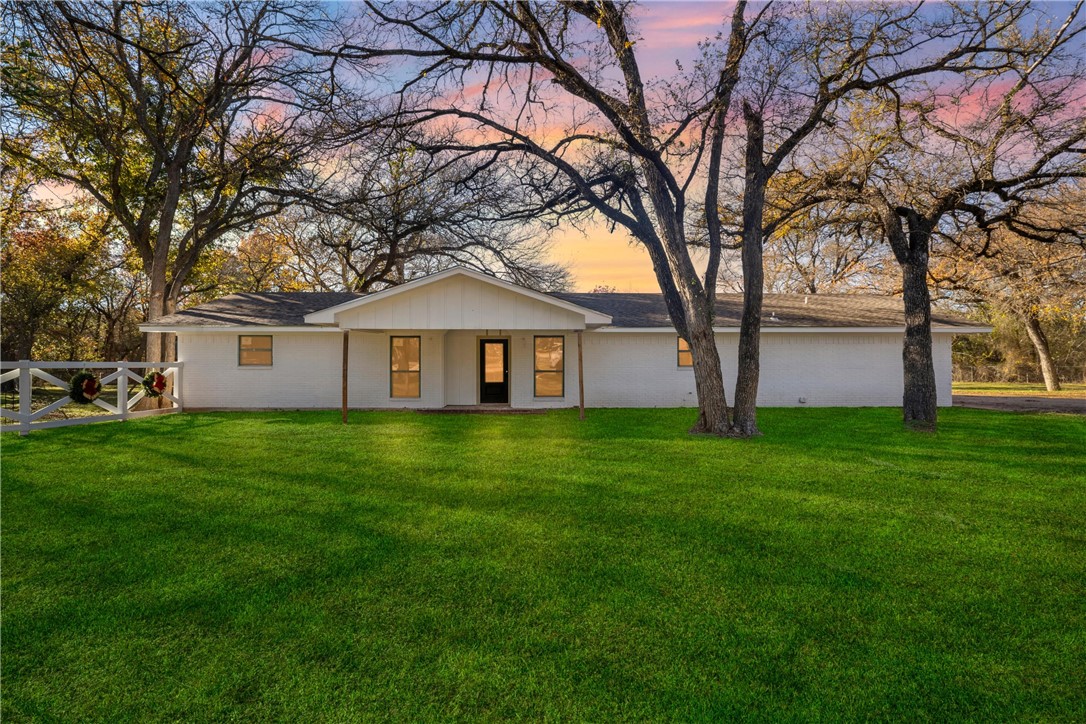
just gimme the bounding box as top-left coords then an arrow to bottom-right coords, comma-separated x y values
3,407 -> 1085,720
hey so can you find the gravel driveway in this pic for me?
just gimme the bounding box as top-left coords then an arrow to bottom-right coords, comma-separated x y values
953,394 -> 1086,414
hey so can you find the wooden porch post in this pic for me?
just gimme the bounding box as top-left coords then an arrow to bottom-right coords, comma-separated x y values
341,330 -> 349,425
576,330 -> 585,420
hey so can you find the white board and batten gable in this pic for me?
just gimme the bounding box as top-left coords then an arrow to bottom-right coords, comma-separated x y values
305,268 -> 612,330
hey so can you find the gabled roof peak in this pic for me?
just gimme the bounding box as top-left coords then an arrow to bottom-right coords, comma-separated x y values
303,266 -> 613,326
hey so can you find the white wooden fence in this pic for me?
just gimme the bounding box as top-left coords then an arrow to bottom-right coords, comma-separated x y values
1,361 -> 183,436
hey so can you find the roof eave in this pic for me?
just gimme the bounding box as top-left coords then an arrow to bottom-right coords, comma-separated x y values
138,324 -> 341,333
595,325 -> 992,334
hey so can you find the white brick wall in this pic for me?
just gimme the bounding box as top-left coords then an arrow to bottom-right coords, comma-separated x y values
584,331 -> 954,407
179,332 -> 343,409
178,329 -> 955,409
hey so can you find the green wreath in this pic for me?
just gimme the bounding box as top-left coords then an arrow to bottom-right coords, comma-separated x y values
142,370 -> 168,398
69,370 -> 102,404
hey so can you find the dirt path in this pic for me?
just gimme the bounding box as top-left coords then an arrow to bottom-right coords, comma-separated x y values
953,394 -> 1086,415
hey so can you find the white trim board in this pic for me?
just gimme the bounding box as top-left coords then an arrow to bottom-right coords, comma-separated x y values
594,326 -> 993,334
139,325 -> 345,334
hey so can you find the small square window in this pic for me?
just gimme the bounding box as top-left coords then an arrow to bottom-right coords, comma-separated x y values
239,335 -> 273,366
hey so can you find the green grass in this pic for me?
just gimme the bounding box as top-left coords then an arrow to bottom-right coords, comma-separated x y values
3,408 -> 1085,720
954,381 -> 1086,398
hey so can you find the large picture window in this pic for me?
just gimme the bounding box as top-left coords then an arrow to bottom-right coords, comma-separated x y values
239,335 -> 273,366
534,336 -> 564,397
677,337 -> 692,367
390,336 -> 421,398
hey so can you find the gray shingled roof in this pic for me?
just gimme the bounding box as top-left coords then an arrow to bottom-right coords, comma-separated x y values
552,292 -> 978,328
151,289 -> 978,329
152,292 -> 361,327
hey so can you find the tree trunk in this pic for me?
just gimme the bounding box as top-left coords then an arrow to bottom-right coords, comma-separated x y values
634,166 -> 732,435
879,204 -> 938,432
144,282 -> 170,363
686,315 -> 731,435
901,255 -> 938,430
142,165 -> 185,363
730,102 -> 767,438
1022,312 -> 1061,391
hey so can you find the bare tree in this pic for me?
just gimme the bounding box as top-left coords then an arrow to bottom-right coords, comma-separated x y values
799,2 -> 1086,428
329,0 -> 1044,436
311,138 -> 570,292
730,203 -> 889,295
324,1 -> 749,433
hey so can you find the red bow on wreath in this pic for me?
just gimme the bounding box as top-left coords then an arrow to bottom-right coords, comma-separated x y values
82,377 -> 102,401
143,370 -> 169,398
70,370 -> 102,404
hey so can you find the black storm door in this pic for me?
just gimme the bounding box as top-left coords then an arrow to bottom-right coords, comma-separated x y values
479,339 -> 509,403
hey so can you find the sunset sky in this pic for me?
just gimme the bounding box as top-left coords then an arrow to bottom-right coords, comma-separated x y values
544,0 -> 1082,292
548,1 -> 731,291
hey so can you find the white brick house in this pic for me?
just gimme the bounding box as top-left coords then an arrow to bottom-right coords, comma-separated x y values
141,267 -> 988,411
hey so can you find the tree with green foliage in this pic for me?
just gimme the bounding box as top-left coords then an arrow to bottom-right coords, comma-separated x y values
935,189 -> 1086,391
2,1 -> 337,361
0,190 -> 111,360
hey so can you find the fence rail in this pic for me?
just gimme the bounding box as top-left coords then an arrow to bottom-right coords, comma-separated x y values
1,361 -> 183,436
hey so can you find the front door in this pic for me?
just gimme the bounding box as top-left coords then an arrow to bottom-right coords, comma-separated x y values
479,339 -> 509,404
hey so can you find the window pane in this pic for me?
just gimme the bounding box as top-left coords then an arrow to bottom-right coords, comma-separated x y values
391,372 -> 420,398
240,349 -> 273,366
535,371 -> 563,397
240,335 -> 272,351
534,336 -> 564,372
391,337 -> 420,372
677,337 -> 692,367
484,343 -> 504,383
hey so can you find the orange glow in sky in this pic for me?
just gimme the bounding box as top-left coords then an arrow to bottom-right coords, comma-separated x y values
546,1 -> 730,291
550,222 -> 658,292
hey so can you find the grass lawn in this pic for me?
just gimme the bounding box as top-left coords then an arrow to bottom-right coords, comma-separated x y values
3,408 -> 1085,720
953,381 -> 1086,398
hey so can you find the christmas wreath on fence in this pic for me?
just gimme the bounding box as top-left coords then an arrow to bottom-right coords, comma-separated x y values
69,371 -> 102,404
142,370 -> 168,398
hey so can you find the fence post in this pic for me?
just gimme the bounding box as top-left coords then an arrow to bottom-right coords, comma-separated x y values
118,362 -> 129,422
173,363 -> 183,411
19,361 -> 31,436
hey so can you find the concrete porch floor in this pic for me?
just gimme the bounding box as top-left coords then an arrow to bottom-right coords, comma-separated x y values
415,405 -> 548,415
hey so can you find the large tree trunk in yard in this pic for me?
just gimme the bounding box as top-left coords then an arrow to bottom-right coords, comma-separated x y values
686,317 -> 731,435
636,167 -> 732,436
900,256 -> 938,430
142,170 -> 184,364
730,103 -> 768,438
1022,312 -> 1062,391
144,292 -> 168,363
880,205 -> 938,432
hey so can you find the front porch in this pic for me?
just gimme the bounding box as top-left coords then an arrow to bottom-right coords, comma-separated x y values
336,328 -> 588,417
305,269 -> 611,419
